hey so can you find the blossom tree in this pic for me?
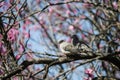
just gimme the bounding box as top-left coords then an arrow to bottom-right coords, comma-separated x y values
0,0 -> 120,80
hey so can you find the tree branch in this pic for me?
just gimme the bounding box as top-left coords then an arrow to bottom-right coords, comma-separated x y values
1,51 -> 120,79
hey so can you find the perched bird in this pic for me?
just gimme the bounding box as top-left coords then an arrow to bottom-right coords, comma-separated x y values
59,40 -> 80,56
71,34 -> 91,51
58,35 -> 100,57
71,34 -> 95,56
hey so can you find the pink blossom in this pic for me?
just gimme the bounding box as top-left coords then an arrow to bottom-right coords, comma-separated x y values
13,76 -> 18,80
66,10 -> 70,16
85,68 -> 93,74
85,68 -> 94,78
68,25 -> 74,30
25,20 -> 31,25
49,7 -> 54,13
15,54 -> 21,60
99,44 -> 103,49
0,2 -> 4,7
7,28 -> 19,42
112,2 -> 118,9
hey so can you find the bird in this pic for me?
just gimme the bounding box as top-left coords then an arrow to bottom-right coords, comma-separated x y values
58,35 -> 100,57
59,40 -> 80,56
71,34 -> 91,52
71,34 -> 95,56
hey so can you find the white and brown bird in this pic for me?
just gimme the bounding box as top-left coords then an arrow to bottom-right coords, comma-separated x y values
59,40 -> 79,56
58,35 -> 96,57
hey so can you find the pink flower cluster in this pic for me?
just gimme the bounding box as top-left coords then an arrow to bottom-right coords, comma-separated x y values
84,68 -> 94,80
112,2 -> 118,10
15,54 -> 21,60
7,28 -> 19,43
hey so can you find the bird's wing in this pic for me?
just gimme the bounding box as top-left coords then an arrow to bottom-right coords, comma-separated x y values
80,44 -> 92,52
64,43 -> 79,53
64,43 -> 73,51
